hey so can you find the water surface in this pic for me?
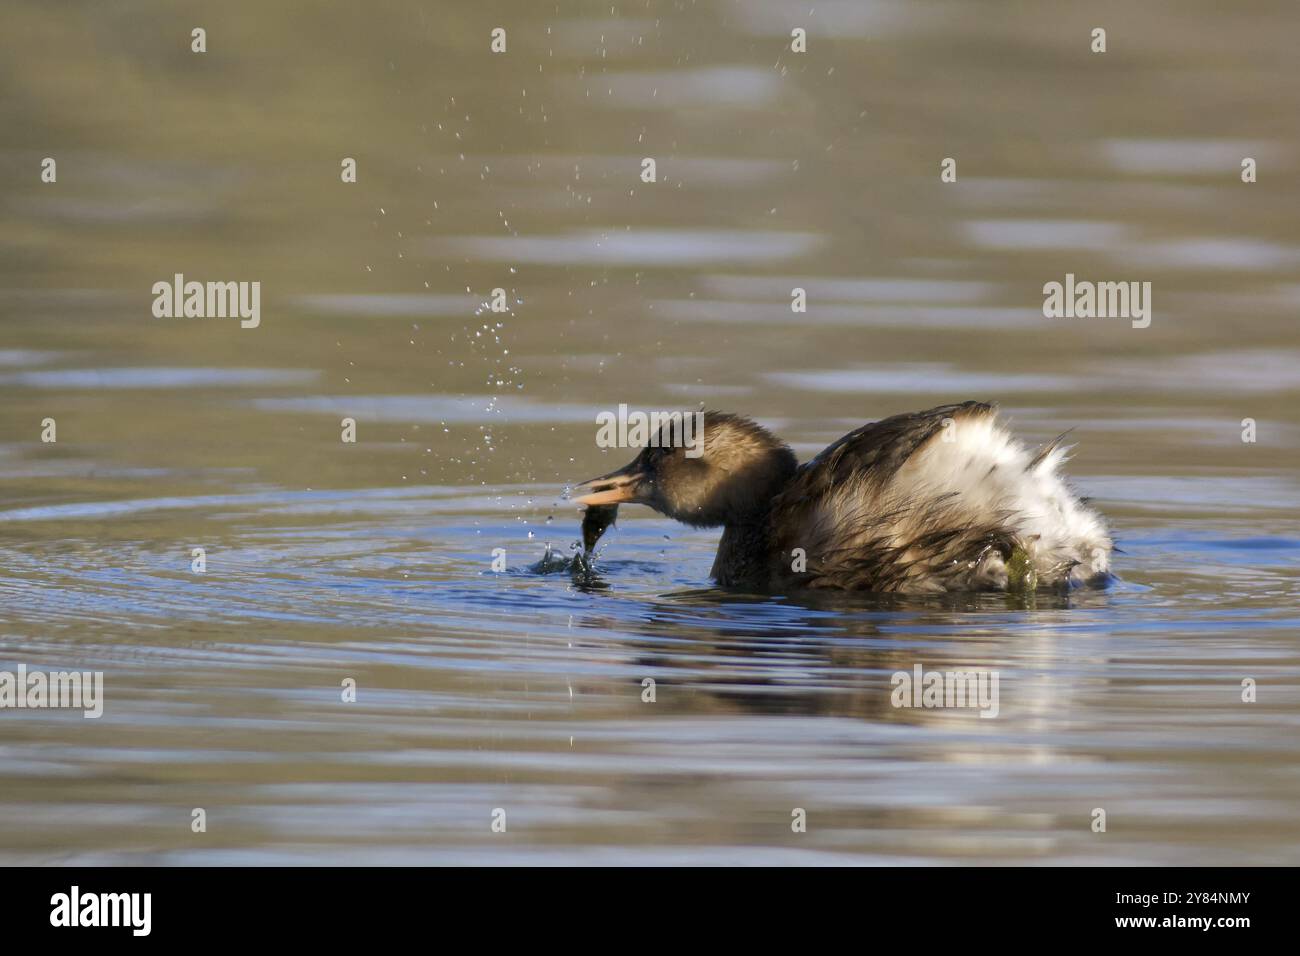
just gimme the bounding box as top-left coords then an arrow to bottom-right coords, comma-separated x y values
1,0 -> 1298,864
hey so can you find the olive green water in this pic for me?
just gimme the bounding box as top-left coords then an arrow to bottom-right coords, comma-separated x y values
1,0 -> 1298,864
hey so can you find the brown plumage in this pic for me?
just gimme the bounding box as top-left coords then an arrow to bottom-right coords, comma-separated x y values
573,404 -> 1113,593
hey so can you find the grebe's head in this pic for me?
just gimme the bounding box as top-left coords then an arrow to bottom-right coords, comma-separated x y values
573,412 -> 797,528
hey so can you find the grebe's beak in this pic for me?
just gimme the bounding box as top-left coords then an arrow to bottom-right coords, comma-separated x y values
572,461 -> 645,506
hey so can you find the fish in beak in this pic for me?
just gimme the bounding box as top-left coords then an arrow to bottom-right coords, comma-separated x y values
571,461 -> 646,507
572,460 -> 647,554
581,503 -> 618,554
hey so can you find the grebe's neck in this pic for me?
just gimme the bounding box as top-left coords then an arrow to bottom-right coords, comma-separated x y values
710,503 -> 779,588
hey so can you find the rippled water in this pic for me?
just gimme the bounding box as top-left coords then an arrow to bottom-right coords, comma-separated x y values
2,0 -> 1299,864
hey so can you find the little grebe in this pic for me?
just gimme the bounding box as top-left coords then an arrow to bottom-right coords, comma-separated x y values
572,402 -> 1112,592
